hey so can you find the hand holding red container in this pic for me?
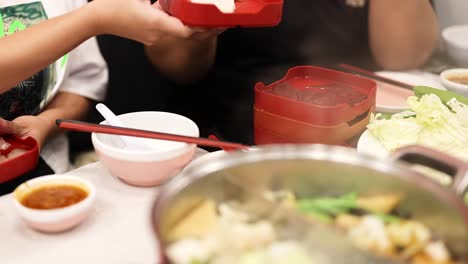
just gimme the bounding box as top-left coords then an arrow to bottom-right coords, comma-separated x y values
159,0 -> 284,27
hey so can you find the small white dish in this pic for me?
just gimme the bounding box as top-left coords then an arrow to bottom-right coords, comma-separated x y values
440,68 -> 468,97
13,175 -> 96,233
442,24 -> 468,67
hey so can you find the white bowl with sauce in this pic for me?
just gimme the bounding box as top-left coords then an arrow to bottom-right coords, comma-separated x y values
440,68 -> 468,97
12,175 -> 95,233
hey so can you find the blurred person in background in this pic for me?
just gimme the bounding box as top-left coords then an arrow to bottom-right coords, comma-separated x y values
145,0 -> 439,144
0,0 -> 202,194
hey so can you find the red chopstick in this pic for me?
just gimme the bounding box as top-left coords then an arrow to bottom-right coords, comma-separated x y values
56,119 -> 249,151
338,63 -> 414,90
208,134 -> 237,152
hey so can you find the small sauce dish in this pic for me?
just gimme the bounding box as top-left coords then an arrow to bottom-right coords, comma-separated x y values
13,174 -> 95,233
440,68 -> 468,97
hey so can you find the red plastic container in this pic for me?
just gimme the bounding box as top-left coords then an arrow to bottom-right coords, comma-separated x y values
254,66 -> 376,146
254,106 -> 371,146
159,0 -> 284,27
254,127 -> 305,145
255,66 -> 377,126
253,127 -> 361,147
0,136 -> 39,184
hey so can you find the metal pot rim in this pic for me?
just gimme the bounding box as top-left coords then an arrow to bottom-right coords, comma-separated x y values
151,144 -> 468,262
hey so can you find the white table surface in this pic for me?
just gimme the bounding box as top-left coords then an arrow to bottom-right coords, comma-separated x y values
0,148 -> 208,264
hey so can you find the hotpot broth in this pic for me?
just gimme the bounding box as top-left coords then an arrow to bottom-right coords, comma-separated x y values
155,157 -> 468,262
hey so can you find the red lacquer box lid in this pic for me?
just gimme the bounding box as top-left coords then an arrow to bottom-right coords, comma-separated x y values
0,135 -> 39,184
254,66 -> 377,127
159,0 -> 284,27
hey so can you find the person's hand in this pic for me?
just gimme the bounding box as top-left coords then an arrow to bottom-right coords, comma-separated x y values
88,0 -> 196,45
152,2 -> 228,41
0,116 -> 53,150
190,27 -> 227,41
87,0 -> 228,45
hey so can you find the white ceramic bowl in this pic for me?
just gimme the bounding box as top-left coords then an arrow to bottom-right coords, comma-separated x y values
442,24 -> 468,67
13,175 -> 95,233
91,111 -> 199,187
440,68 -> 468,96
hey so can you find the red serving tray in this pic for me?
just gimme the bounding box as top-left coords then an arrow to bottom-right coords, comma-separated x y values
254,66 -> 377,126
159,0 -> 284,27
0,135 -> 39,184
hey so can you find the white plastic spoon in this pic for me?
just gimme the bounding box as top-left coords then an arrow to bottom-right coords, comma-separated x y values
95,103 -> 148,150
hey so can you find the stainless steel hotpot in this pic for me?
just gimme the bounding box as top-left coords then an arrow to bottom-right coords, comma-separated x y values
152,144 -> 468,263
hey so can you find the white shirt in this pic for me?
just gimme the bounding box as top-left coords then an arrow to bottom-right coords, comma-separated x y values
0,0 -> 108,173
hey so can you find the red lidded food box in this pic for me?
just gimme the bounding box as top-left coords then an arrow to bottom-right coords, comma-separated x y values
254,66 -> 377,146
159,0 -> 284,27
0,136 -> 39,184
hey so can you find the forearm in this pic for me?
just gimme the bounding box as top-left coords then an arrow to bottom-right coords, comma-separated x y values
37,92 -> 91,140
145,36 -> 218,84
369,0 -> 438,70
0,5 -> 101,93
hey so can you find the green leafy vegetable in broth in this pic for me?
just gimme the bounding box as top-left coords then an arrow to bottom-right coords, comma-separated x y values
297,193 -> 357,220
295,193 -> 455,263
297,192 -> 400,224
167,191 -> 457,264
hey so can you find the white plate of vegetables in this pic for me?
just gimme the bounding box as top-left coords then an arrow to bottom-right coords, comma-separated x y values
358,86 -> 468,186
